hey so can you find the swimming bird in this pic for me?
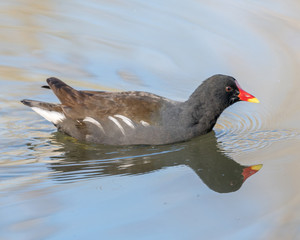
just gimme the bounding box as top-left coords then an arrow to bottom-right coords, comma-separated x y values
21,74 -> 259,145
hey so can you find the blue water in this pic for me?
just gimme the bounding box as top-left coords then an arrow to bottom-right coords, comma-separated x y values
1,0 -> 300,239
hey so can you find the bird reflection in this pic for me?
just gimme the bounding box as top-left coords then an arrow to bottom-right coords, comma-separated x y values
46,132 -> 262,193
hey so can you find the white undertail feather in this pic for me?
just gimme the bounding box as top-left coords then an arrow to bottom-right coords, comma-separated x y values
83,117 -> 105,133
108,116 -> 125,135
114,115 -> 135,129
31,107 -> 65,124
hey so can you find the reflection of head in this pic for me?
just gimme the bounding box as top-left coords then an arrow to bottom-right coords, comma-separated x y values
196,162 -> 262,193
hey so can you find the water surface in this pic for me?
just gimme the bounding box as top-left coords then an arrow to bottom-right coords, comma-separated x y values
1,0 -> 300,239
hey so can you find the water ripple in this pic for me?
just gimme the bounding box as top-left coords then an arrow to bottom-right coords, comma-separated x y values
215,112 -> 300,154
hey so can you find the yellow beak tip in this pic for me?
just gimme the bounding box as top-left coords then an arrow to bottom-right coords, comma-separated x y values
251,164 -> 263,171
247,97 -> 260,103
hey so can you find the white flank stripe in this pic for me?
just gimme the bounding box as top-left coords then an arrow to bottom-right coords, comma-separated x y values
114,115 -> 135,129
140,120 -> 150,127
31,107 -> 65,124
108,116 -> 125,135
83,117 -> 105,133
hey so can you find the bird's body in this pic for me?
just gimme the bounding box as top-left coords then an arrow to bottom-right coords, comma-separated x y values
21,74 -> 259,145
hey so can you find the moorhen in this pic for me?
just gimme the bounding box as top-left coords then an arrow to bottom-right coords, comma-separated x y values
21,74 -> 259,145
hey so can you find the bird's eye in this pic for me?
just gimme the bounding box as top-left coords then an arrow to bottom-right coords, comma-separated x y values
225,86 -> 233,92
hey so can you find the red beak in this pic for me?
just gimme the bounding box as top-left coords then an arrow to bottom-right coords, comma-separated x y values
242,164 -> 262,182
235,81 -> 260,103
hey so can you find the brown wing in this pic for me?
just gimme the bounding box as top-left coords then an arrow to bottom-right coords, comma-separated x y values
47,77 -> 166,124
84,91 -> 165,124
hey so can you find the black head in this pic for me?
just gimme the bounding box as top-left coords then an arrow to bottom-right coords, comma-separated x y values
183,74 -> 259,132
188,74 -> 259,109
203,74 -> 241,106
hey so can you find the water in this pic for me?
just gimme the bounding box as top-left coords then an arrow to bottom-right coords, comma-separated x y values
1,0 -> 300,239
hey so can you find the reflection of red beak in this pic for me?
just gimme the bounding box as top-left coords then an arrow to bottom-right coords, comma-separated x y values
235,80 -> 260,103
242,164 -> 263,182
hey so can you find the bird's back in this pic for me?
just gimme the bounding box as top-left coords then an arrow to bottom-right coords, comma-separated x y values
22,78 -> 184,145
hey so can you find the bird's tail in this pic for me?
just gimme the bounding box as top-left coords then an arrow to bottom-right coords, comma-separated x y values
21,99 -> 65,125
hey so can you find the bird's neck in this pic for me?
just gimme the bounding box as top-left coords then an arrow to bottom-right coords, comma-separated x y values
183,97 -> 224,135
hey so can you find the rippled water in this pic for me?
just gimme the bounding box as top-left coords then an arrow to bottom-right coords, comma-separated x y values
1,0 -> 300,239
215,112 -> 300,154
